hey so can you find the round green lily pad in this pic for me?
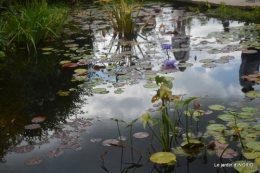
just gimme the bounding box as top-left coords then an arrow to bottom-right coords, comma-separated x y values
42,47 -> 54,51
202,63 -> 216,68
150,152 -> 176,164
60,60 -> 71,65
199,59 -> 214,63
237,112 -> 254,119
246,141 -> 260,151
243,151 -> 260,159
236,122 -> 250,129
114,88 -> 124,94
255,157 -> 260,166
143,83 -> 158,88
74,68 -> 87,73
233,160 -> 258,173
92,88 -> 107,94
214,59 -> 229,64
181,139 -> 204,149
208,104 -> 225,110
246,90 -> 260,98
252,124 -> 260,130
241,107 -> 258,113
117,75 -> 131,81
218,114 -> 235,121
177,63 -> 193,67
206,124 -> 227,132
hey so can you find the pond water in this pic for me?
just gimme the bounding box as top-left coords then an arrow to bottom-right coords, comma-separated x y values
1,1 -> 260,173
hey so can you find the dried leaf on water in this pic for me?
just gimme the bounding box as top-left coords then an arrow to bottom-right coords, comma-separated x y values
14,145 -> 35,153
31,116 -> 46,123
24,124 -> 41,130
24,156 -> 44,166
133,132 -> 149,138
47,149 -> 64,158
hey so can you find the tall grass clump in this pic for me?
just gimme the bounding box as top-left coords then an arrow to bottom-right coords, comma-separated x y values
95,0 -> 146,38
2,0 -> 68,51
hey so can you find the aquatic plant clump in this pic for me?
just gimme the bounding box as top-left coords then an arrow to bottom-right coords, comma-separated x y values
3,0 -> 68,51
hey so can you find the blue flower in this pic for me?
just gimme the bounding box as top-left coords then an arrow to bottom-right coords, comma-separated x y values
164,59 -> 176,68
161,44 -> 172,50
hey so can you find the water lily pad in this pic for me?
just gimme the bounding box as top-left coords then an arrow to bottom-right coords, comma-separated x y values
208,104 -> 225,110
74,68 -> 87,73
143,83 -> 158,88
177,63 -> 193,67
57,90 -> 70,96
184,110 -> 205,116
202,63 -> 216,68
236,122 -> 250,128
218,114 -> 235,121
199,59 -> 214,63
14,145 -> 35,153
241,107 -> 258,113
102,139 -> 119,146
216,148 -> 238,158
237,112 -> 254,119
206,124 -> 227,132
118,136 -> 127,141
62,63 -> 78,68
207,49 -> 221,54
60,60 -> 71,65
42,47 -> 54,51
31,116 -> 46,123
150,152 -> 176,164
114,88 -> 124,94
25,124 -> 41,130
133,132 -> 149,138
181,139 -> 204,149
233,160 -> 258,173
220,55 -> 235,60
253,124 -> 260,130
243,151 -> 260,159
255,157 -> 260,166
47,149 -> 64,158
117,75 -> 131,80
92,88 -> 107,94
214,59 -> 229,64
246,90 -> 260,98
24,156 -> 44,166
246,141 -> 260,151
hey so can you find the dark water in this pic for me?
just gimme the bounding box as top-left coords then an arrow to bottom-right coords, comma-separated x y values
0,1 -> 260,173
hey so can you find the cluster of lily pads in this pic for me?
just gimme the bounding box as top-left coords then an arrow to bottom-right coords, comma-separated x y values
32,1 -> 260,172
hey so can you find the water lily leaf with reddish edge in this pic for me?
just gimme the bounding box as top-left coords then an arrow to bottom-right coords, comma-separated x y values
233,160 -> 258,173
216,148 -> 238,158
62,63 -> 78,68
133,132 -> 149,138
150,152 -> 176,164
24,156 -> 44,166
31,116 -> 46,123
25,124 -> 41,130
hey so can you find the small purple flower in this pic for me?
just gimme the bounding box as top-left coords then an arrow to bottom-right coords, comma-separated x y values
164,59 -> 176,68
161,44 -> 172,50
